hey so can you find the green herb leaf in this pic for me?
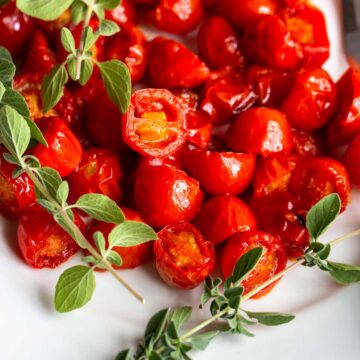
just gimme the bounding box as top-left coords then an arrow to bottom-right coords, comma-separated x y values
107,250 -> 123,267
23,117 -> 47,146
94,0 -> 120,11
172,307 -> 192,331
54,265 -> 96,313
56,181 -> 69,205
0,82 -> 5,101
93,231 -> 106,256
96,19 -> 120,36
0,59 -> 15,83
2,152 -> 19,166
190,331 -> 218,351
327,261 -> 360,285
115,350 -> 132,360
67,56 -> 78,81
1,88 -> 30,117
79,58 -> 93,85
0,46 -> 12,62
34,167 -> 62,200
61,27 -> 76,55
145,308 -> 170,343
37,199 -> 59,214
232,247 -> 263,284
83,27 -> 97,51
245,311 -> 295,326
82,255 -> 97,264
70,0 -> 87,24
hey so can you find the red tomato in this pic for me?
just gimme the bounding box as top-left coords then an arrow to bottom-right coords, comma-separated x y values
183,148 -> 256,195
0,0 -> 34,55
327,67 -> 360,146
133,165 -> 203,228
221,230 -> 287,298
148,37 -> 210,88
250,192 -> 309,258
17,204 -> 83,268
282,68 -> 337,131
104,26 -> 148,83
137,153 -> 184,172
291,129 -> 327,157
105,0 -> 136,26
344,133 -> 360,187
290,157 -> 351,212
197,16 -> 244,69
226,107 -> 293,156
68,148 -> 124,203
242,14 -> 303,72
150,0 -> 203,34
35,10 -> 71,42
0,148 -> 35,220
32,117 -> 83,177
122,89 -> 186,157
86,208 -> 154,269
154,222 -> 214,289
194,195 -> 257,245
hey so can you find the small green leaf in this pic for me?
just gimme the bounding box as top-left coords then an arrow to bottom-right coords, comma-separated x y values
327,261 -> 360,285
23,155 -> 41,169
107,250 -> 123,266
70,0 -> 87,24
12,166 -> 25,178
232,247 -> 263,284
145,308 -> 170,342
0,59 -> 15,83
2,152 -> 19,166
171,307 -> 192,331
190,331 -> 218,351
37,199 -> 59,214
75,193 -> 124,223
56,181 -> 69,205
1,88 -> 30,117
0,47 -> 12,62
317,243 -> 331,260
83,27 -> 97,51
67,56 -> 78,81
34,167 -> 62,200
96,19 -> 120,36
61,27 -> 76,55
79,58 -> 93,85
245,311 -> 295,326
0,82 -> 5,101
54,265 -> 96,313
93,231 -> 106,256
224,287 -> 243,300
82,255 -> 97,264
23,117 -> 47,146
115,349 -> 132,360
94,0 -> 120,11
306,193 -> 341,240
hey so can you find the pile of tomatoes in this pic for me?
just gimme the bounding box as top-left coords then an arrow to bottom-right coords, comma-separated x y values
1,0 -> 360,298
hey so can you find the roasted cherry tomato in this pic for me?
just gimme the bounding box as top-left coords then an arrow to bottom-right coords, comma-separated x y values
183,148 -> 256,195
137,152 -> 184,173
221,230 -> 287,298
250,192 -> 309,257
194,195 -> 257,244
87,208 -> 154,269
17,204 -> 83,268
197,16 -> 244,69
33,117 -> 82,177
133,165 -> 203,228
105,0 -> 136,27
0,148 -> 35,220
282,68 -> 337,131
68,148 -> 124,203
150,0 -> 203,35
122,89 -> 186,157
149,37 -> 210,88
226,107 -> 293,156
345,133 -> 360,188
0,0 -> 34,55
154,222 -> 214,289
35,10 -> 71,42
291,129 -> 327,157
289,157 -> 351,212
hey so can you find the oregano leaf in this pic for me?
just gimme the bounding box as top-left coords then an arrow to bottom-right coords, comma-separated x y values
0,47 -> 12,62
1,88 -> 30,117
0,82 -> 5,101
83,27 -> 97,51
70,0 -> 87,24
171,307 -> 192,331
0,59 -> 15,83
34,167 -> 62,200
79,58 -> 93,85
93,231 -> 106,256
232,247 -> 263,284
37,198 -> 59,214
61,27 -> 76,55
94,0 -> 120,11
23,117 -> 47,146
107,250 -> 123,267
190,331 -> 218,351
145,308 -> 170,342
327,261 -> 360,285
67,56 -> 78,81
245,311 -> 295,326
115,350 -> 132,360
56,181 -> 69,205
96,19 -> 120,36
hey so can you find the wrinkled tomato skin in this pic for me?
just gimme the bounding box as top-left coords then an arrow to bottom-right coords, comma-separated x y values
291,129 -> 327,157
250,192 -> 309,258
134,165 -> 203,228
226,107 -> 293,156
290,157 -> 351,212
197,16 -> 244,69
33,117 -> 83,177
194,195 -> 257,245
105,0 -> 136,27
17,204 -> 83,269
243,15 -> 303,72
0,0 -> 34,55
221,230 -> 287,298
104,26 -> 148,83
150,0 -> 203,35
327,67 -> 360,146
183,149 -> 256,195
154,222 -> 214,289
122,89 -> 186,158
68,148 -> 124,203
87,208 -> 154,269
149,38 -> 210,88
344,134 -> 360,188
282,68 -> 337,131
0,148 -> 36,220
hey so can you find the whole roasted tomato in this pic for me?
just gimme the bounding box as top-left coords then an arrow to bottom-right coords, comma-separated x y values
0,0 -> 34,55
291,129 -> 327,157
344,133 -> 360,188
290,157 -> 351,212
183,148 -> 256,195
68,148 -> 124,203
221,230 -> 287,298
122,89 -> 186,157
0,149 -> 35,220
282,68 -> 337,131
194,195 -> 257,244
250,192 -> 309,258
137,152 -> 184,172
148,37 -> 210,88
33,117 -> 82,177
150,0 -> 203,34
154,222 -> 214,289
17,204 -> 83,268
87,208 -> 154,269
105,0 -> 136,26
133,165 -> 203,228
197,16 -> 244,69
226,107 -> 293,156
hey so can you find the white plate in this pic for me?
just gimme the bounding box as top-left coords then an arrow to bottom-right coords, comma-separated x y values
1,1 -> 360,359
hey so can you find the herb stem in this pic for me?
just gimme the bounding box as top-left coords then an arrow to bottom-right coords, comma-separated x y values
328,228 -> 360,246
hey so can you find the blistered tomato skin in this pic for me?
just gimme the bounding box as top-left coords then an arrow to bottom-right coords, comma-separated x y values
282,68 -> 337,131
221,230 -> 287,298
194,195 -> 257,245
154,222 -> 214,289
17,204 -> 83,269
290,157 -> 351,212
105,0 -> 136,27
134,165 -> 203,228
68,148 -> 124,203
226,107 -> 293,156
122,89 -> 186,158
183,149 -> 256,195
33,117 -> 83,177
344,133 -> 360,188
